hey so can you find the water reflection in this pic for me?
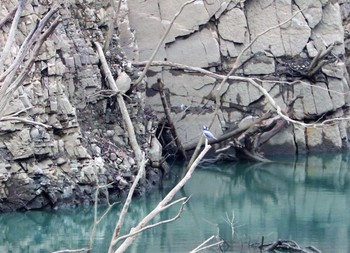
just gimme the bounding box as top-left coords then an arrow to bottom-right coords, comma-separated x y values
0,153 -> 350,252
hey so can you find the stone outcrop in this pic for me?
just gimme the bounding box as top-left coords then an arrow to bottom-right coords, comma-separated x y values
1,0 -> 350,211
125,0 -> 350,155
0,0 -> 160,212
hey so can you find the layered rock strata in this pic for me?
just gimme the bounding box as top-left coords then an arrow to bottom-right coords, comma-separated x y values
0,0 -> 161,211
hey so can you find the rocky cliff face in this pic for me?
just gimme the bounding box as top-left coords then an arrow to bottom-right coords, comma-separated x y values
0,0 -> 161,212
126,0 -> 350,155
1,0 -> 350,211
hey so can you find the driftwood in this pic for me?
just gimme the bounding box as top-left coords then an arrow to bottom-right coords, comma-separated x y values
157,78 -> 187,159
183,111 -> 280,162
254,237 -> 322,253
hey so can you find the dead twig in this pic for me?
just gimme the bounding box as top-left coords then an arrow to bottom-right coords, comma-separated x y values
0,116 -> 52,128
108,152 -> 146,253
190,235 -> 224,253
88,182 -> 119,251
51,248 -> 90,253
158,78 -> 187,159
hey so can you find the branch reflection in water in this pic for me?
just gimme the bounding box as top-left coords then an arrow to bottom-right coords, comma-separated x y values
0,152 -> 349,253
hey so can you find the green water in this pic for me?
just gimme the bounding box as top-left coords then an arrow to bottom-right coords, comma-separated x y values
1,153 -> 350,253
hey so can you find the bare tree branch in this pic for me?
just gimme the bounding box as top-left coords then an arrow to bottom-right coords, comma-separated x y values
88,182 -> 119,251
114,197 -> 189,244
190,235 -> 224,253
51,248 -> 89,253
134,61 -> 349,96
0,16 -> 60,118
108,152 -> 146,252
0,5 -> 59,82
0,11 -> 61,119
94,41 -> 143,166
111,142 -> 212,253
158,78 -> 187,159
0,116 -> 52,128
0,6 -> 18,29
0,0 -> 27,73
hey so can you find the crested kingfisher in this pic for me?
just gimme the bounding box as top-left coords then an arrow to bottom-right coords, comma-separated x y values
202,126 -> 217,140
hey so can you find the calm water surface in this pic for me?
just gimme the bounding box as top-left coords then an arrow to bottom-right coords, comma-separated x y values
1,153 -> 350,253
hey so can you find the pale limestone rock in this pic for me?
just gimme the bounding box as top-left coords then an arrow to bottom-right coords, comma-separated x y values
306,125 -> 342,152
246,0 -> 285,56
219,38 -> 245,58
328,78 -> 346,109
319,0 -> 329,6
0,121 -> 15,132
261,125 -> 296,155
218,8 -> 247,43
294,125 -> 307,153
149,137 -> 162,167
222,81 -> 250,106
294,0 -> 323,28
128,0 -> 166,61
312,82 -> 334,114
166,27 -> 220,68
162,70 -> 215,101
243,54 -> 275,75
293,82 -> 317,117
58,94 -> 75,116
5,97 -> 26,116
4,129 -> 33,159
159,0 -> 223,41
280,5 -> 311,56
305,127 -> 322,149
215,1 -> 229,19
306,41 -> 318,57
116,71 -> 131,93
311,3 -> 345,55
322,62 -> 345,79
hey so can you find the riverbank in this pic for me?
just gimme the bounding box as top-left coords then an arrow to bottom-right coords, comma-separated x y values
1,152 -> 349,252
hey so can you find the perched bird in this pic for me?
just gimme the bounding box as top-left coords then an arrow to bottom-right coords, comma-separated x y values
202,126 -> 217,140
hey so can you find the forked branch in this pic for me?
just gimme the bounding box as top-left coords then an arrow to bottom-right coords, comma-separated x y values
110,141 -> 212,253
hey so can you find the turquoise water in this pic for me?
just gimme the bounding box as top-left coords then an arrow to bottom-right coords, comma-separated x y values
1,153 -> 350,252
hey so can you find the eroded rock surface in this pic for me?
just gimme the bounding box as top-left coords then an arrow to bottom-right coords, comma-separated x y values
0,0 -> 160,212
1,0 -> 350,211
126,0 -> 350,155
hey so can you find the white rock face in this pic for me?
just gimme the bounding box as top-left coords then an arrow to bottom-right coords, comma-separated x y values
294,0 -> 323,28
246,0 -> 285,56
126,0 -> 350,153
311,3 -> 345,55
166,27 -> 221,68
218,8 -> 247,43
